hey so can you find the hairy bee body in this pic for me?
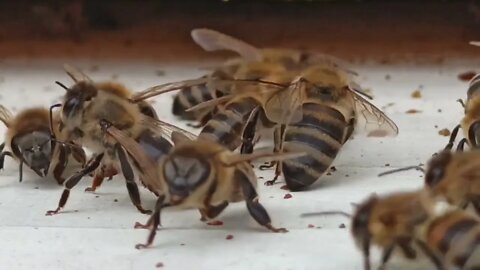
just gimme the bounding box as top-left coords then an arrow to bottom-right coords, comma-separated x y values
0,106 -> 85,183
424,210 -> 480,269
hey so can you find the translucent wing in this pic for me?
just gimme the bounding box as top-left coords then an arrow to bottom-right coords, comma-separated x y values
63,64 -> 92,83
351,89 -> 399,137
131,77 -> 212,103
263,80 -> 305,124
102,124 -> 159,191
139,114 -> 197,144
0,105 -> 13,127
191,28 -> 263,61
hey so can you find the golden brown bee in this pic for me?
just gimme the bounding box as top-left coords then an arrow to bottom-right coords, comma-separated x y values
422,150 -> 480,215
169,28 -> 353,126
46,65 -> 196,216
0,105 -> 85,183
445,73 -> 480,151
422,209 -> 480,269
102,130 -> 303,249
197,64 -> 397,190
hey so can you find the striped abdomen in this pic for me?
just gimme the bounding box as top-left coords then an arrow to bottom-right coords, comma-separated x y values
282,103 -> 350,190
199,98 -> 258,151
426,211 -> 480,269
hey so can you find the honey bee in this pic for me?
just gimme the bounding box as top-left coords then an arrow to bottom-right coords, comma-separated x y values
0,105 -> 85,183
102,129 -> 303,249
304,191 -> 480,270
168,28 -> 353,126
422,150 -> 480,215
46,65 -> 196,215
445,73 -> 480,151
196,64 -> 397,190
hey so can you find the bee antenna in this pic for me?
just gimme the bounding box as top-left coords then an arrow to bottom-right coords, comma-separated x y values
49,103 -> 62,139
378,165 -> 425,177
301,211 -> 352,218
55,81 -> 69,91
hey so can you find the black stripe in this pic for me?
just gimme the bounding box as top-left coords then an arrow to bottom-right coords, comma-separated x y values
285,132 -> 339,158
294,115 -> 345,143
200,124 -> 239,149
136,130 -> 172,162
467,78 -> 480,99
226,100 -> 257,115
214,113 -> 244,131
303,103 -> 346,122
437,219 -> 478,254
282,155 -> 330,190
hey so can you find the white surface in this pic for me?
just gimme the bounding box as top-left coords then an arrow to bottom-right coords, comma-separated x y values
0,59 -> 474,270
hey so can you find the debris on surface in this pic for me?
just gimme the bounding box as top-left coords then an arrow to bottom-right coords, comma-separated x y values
411,89 -> 422,98
437,109 -> 442,113
434,125 -> 438,128
284,193 -> 293,199
384,163 -> 390,167
307,224 -> 315,228
385,74 -> 391,80
226,234 -> 234,240
113,199 -> 118,202
405,109 -> 421,114
438,128 -> 450,136
457,71 -> 477,82
155,262 -> 164,268
329,166 -> 337,172
207,220 -> 224,226
155,70 -> 166,77
339,224 -> 346,229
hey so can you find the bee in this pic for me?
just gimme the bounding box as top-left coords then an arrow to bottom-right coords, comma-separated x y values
102,131 -> 303,249
46,65 -> 196,216
169,28 -> 353,126
192,64 -> 397,190
304,192 -> 480,270
0,105 -> 86,183
422,209 -> 480,269
444,73 -> 480,151
422,150 -> 480,215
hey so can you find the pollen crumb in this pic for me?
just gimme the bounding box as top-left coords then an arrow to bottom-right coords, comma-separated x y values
411,90 -> 422,98
405,109 -> 421,114
438,128 -> 451,137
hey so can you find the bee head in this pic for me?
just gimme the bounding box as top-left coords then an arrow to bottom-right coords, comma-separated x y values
12,131 -> 53,177
351,196 -> 377,249
61,81 -> 97,121
425,151 -> 451,187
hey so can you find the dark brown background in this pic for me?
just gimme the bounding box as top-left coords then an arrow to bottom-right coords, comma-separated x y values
0,0 -> 479,63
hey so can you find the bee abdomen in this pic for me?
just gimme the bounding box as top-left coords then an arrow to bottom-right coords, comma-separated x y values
199,99 -> 258,150
282,103 -> 347,190
172,83 -> 224,121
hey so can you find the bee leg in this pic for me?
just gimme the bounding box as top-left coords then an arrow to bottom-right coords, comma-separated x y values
135,195 -> 169,249
415,239 -> 445,270
456,138 -> 468,152
18,161 -> 23,183
377,244 -> 395,270
115,144 -> 152,215
53,144 -> 69,185
0,150 -> 13,170
70,143 -> 86,166
200,201 -> 229,223
361,237 -> 371,270
240,108 -> 260,154
46,153 -> 104,216
264,125 -> 286,186
397,237 -> 417,259
444,124 -> 461,151
84,173 -> 105,193
239,173 -> 287,233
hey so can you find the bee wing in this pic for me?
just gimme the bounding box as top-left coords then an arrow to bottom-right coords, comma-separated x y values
263,80 -> 304,124
63,64 -> 92,83
131,77 -> 212,103
0,105 -> 13,127
103,124 -> 158,190
191,28 -> 263,61
139,114 -> 197,144
351,89 -> 399,137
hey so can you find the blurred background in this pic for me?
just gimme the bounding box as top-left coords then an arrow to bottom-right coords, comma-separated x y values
0,0 -> 479,62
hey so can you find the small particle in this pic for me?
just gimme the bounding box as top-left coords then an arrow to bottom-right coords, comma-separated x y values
385,163 -> 390,167
226,234 -> 234,240
34,186 -> 39,189
259,176 -> 264,179
405,109 -> 421,114
284,193 -> 293,199
345,174 -> 350,177
434,125 -> 438,128
326,172 -> 332,176
316,226 -> 322,229
307,224 -> 315,228
89,65 -> 99,72
437,109 -> 442,113
74,210 -> 79,213
458,71 -> 477,82
438,128 -> 451,137
155,70 -> 166,77
155,262 -> 164,268
87,217 -> 91,219
330,166 -> 337,172
339,223 -> 346,229
180,243 -> 185,246
114,199 -> 118,202
95,195 -> 99,198
280,185 -> 289,190
411,90 -> 422,99
207,220 -> 224,226
385,74 -> 391,80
